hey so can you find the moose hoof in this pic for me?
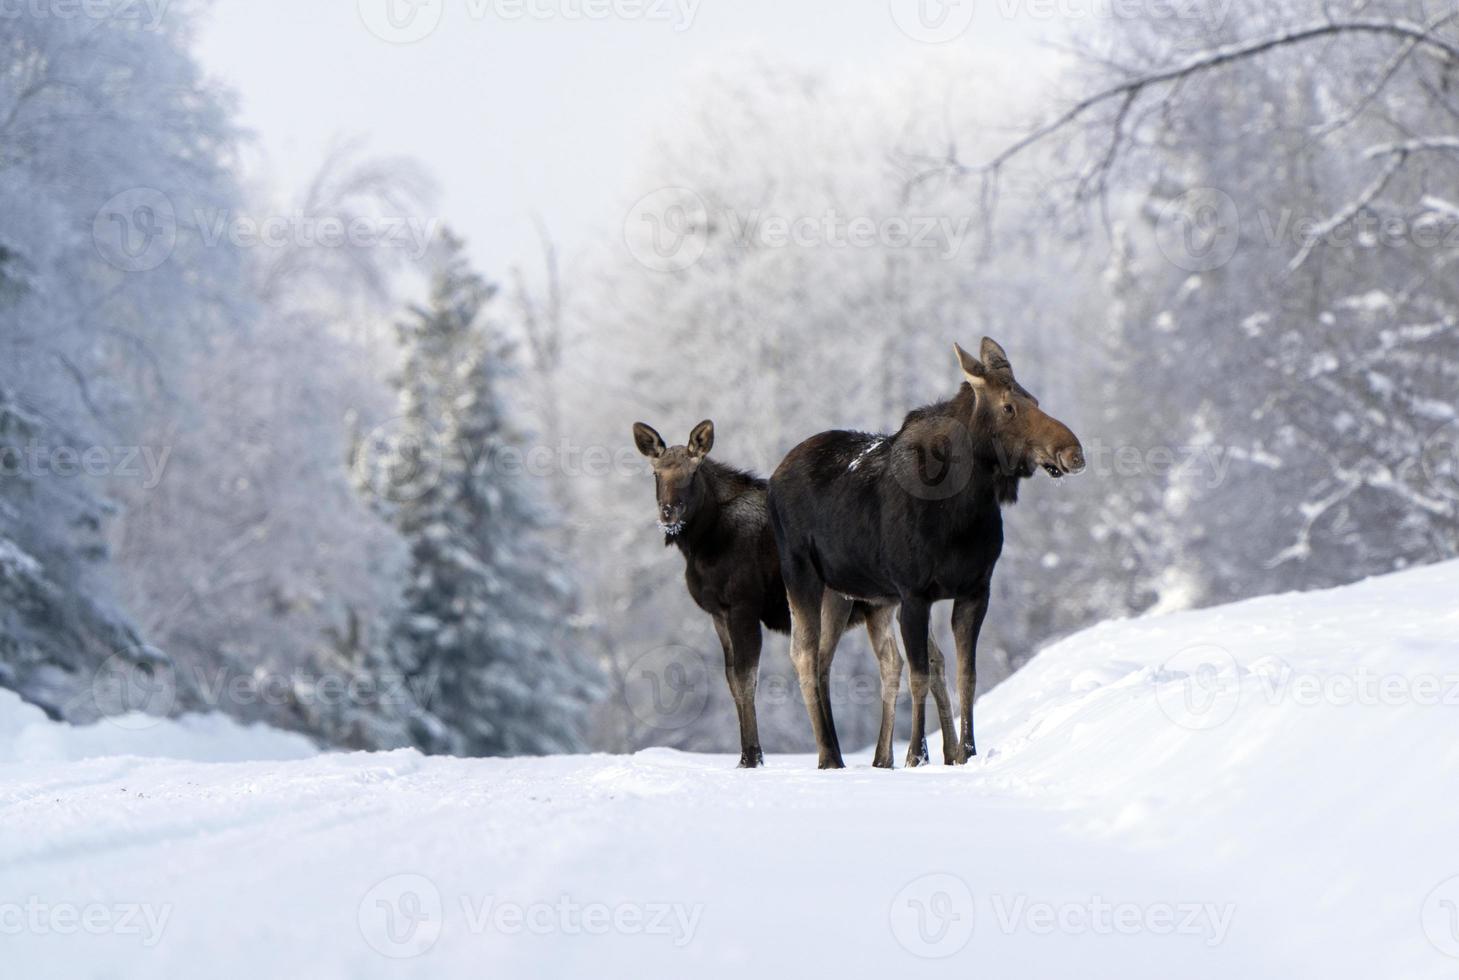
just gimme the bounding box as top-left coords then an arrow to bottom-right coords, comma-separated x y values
818,756 -> 846,770
737,751 -> 764,769
905,741 -> 930,768
955,742 -> 977,765
872,755 -> 894,770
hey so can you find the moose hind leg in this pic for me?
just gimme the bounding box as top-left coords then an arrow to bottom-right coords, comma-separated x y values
786,576 -> 843,769
898,599 -> 932,768
814,592 -> 854,767
864,606 -> 902,769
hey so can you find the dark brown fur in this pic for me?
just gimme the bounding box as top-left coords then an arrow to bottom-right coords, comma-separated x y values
768,339 -> 1085,768
634,420 -> 954,768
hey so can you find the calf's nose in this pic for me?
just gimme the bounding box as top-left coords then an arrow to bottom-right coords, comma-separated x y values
1059,446 -> 1086,474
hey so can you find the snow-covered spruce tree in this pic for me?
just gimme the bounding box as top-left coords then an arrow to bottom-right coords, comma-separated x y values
369,232 -> 598,756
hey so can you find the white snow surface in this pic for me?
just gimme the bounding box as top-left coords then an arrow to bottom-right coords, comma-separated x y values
4,561 -> 1459,978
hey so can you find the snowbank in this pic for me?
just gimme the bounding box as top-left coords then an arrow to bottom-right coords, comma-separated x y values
2,561 -> 1457,978
0,688 -> 317,764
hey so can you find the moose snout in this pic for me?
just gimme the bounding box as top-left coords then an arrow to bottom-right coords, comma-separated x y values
1058,446 -> 1086,475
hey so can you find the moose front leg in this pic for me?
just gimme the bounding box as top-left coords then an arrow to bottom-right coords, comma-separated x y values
714,612 -> 764,768
951,591 -> 990,764
898,598 -> 932,768
927,632 -> 958,765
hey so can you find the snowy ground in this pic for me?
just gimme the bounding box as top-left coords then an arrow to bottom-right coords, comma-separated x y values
4,562 -> 1459,978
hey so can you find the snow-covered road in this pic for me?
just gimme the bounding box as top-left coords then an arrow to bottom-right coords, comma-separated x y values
3,561 -> 1458,978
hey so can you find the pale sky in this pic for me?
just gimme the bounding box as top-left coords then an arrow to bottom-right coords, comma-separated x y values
195,0 -> 1046,274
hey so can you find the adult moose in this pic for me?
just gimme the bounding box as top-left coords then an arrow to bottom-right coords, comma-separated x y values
632,420 -> 956,768
768,338 -> 1085,768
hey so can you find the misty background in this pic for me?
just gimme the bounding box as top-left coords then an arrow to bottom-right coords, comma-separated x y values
3,0 -> 1457,755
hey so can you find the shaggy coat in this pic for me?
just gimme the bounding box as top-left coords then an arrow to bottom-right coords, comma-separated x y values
768,339 -> 1085,768
634,421 -> 953,768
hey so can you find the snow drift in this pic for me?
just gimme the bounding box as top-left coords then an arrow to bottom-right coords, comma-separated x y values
2,561 -> 1457,978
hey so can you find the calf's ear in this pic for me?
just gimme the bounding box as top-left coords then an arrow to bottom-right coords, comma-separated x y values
687,419 -> 715,459
954,342 -> 988,387
632,422 -> 667,459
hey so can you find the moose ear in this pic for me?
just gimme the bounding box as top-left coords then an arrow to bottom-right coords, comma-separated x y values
632,422 -> 666,459
980,337 -> 1013,378
954,343 -> 988,387
687,419 -> 715,459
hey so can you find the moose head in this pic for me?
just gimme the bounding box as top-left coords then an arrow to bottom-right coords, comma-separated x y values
632,419 -> 716,536
953,338 -> 1085,480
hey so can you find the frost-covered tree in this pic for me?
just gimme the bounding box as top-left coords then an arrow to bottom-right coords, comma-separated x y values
366,232 -> 599,756
0,1 -> 243,717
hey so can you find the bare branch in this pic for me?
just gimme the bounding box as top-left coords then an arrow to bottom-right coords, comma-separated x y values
974,18 -> 1459,178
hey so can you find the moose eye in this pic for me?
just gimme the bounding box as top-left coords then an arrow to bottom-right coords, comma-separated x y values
1003,403 -> 1016,416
